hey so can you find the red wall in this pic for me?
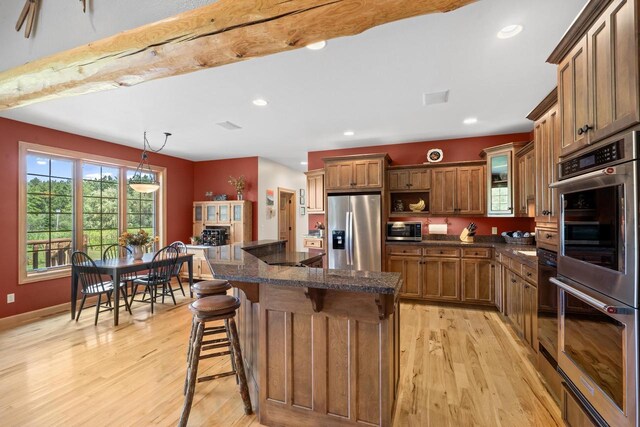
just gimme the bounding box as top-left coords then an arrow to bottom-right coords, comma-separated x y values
193,157 -> 259,239
308,132 -> 535,236
0,117 -> 194,319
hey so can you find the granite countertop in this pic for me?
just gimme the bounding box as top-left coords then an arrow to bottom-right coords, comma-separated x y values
260,251 -> 325,266
207,241 -> 402,295
386,236 -> 538,266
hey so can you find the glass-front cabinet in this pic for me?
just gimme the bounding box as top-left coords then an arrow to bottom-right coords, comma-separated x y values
232,203 -> 243,222
217,203 -> 230,223
482,142 -> 528,217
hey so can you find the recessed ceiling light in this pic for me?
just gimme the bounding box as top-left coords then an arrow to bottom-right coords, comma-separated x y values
497,24 -> 523,39
343,130 -> 355,136
463,117 -> 478,125
306,41 -> 327,50
252,98 -> 268,107
300,161 -> 308,165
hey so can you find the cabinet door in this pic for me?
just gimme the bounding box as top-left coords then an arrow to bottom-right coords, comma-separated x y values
461,259 -> 493,303
588,0 -> 639,142
457,166 -> 485,215
388,170 -> 410,191
193,203 -> 204,222
423,258 -> 460,301
430,168 -> 457,214
217,203 -> 231,223
559,37 -> 590,157
525,150 -> 536,206
353,159 -> 383,188
535,104 -> 560,222
193,222 -> 204,239
307,173 -> 325,213
232,203 -> 243,222
387,255 -> 422,298
409,168 -> 431,190
517,154 -> 527,215
523,282 -> 538,351
506,272 -> 523,333
205,203 -> 218,224
325,162 -> 353,190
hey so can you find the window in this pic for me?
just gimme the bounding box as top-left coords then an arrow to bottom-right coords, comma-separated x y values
25,154 -> 74,273
19,142 -> 166,284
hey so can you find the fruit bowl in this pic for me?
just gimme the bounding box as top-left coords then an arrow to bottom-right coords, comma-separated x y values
409,199 -> 426,212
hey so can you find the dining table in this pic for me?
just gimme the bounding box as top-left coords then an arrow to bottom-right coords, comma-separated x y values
70,252 -> 194,326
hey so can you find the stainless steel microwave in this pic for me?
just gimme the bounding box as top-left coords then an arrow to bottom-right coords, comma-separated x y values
386,221 -> 422,242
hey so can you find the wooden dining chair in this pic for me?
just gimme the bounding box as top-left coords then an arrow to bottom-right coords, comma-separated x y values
72,251 -> 132,325
130,245 -> 179,314
169,241 -> 188,297
102,244 -> 137,298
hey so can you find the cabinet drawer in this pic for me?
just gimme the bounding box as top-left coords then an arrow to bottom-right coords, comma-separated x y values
462,247 -> 491,259
537,227 -> 559,251
509,257 -> 523,275
303,238 -> 324,249
522,264 -> 537,284
424,247 -> 460,257
386,245 -> 422,256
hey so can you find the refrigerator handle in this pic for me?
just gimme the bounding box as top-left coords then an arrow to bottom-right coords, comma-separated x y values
347,212 -> 353,265
345,212 -> 351,265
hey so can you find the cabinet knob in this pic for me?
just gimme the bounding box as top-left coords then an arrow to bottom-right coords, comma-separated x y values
542,210 -> 550,215
511,279 -> 516,283
546,234 -> 552,239
439,251 -> 444,254
526,272 -> 532,277
524,284 -> 529,289
577,124 -> 593,135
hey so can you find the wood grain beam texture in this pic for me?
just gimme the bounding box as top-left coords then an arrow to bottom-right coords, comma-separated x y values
0,0 -> 475,110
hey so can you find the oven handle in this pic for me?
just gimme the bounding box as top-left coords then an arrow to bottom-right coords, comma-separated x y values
550,166 -> 624,188
550,277 -> 629,314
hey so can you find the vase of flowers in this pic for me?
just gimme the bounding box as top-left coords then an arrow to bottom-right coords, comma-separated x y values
228,175 -> 246,200
119,229 -> 155,260
315,221 -> 325,238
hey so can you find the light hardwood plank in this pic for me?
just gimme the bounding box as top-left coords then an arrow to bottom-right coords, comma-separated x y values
0,295 -> 560,426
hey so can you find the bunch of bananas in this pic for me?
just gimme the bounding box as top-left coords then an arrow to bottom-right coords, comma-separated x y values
409,199 -> 426,212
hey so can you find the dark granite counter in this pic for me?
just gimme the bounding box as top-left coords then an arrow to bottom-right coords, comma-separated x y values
207,240 -> 402,295
259,251 -> 324,266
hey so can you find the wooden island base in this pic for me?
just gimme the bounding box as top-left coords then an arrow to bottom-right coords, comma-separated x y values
233,282 -> 400,427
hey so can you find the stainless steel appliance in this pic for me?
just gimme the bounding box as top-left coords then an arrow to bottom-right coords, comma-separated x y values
328,194 -> 381,271
386,221 -> 422,242
550,128 -> 640,427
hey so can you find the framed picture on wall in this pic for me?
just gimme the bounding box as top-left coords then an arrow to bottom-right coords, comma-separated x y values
300,207 -> 306,216
300,196 -> 305,206
300,189 -> 305,197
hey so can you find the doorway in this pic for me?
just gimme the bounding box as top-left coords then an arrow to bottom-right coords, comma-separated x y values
278,188 -> 296,252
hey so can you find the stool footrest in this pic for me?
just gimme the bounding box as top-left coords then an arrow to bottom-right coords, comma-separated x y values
203,326 -> 227,335
202,337 -> 229,345
197,371 -> 236,383
199,350 -> 232,360
202,342 -> 231,351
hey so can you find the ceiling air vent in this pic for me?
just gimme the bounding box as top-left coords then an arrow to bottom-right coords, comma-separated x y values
216,121 -> 242,130
422,90 -> 449,106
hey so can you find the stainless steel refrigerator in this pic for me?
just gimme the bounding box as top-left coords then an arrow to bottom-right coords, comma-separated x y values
327,194 -> 381,271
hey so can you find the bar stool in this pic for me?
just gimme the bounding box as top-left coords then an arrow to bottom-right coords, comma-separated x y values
191,279 -> 231,298
179,295 -> 252,427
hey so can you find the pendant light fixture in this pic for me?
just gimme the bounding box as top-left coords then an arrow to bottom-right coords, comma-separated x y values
129,131 -> 171,193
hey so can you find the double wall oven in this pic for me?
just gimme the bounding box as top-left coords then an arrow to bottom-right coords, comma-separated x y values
551,129 -> 640,427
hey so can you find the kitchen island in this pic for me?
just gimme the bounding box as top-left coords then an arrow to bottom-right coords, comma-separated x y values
205,240 -> 402,427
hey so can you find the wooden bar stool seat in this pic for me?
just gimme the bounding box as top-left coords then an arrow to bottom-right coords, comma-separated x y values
179,296 -> 252,427
191,279 -> 231,298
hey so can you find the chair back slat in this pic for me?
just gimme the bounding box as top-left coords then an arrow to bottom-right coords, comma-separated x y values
149,245 -> 178,284
72,251 -> 109,294
169,241 -> 187,275
103,244 -> 131,261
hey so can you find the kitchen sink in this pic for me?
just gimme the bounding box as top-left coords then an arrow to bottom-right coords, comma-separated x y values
517,250 -> 537,257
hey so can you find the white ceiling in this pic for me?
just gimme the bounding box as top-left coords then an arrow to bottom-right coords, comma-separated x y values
0,0 -> 587,171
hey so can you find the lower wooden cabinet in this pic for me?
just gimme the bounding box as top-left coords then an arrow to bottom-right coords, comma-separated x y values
501,253 -> 538,352
387,255 -> 423,298
423,257 -> 460,301
386,245 -> 493,305
461,258 -> 493,303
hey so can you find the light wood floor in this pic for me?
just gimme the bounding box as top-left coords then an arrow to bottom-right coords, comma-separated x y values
0,294 -> 561,426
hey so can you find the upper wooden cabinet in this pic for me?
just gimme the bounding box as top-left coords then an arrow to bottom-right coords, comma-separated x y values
515,142 -> 536,217
324,154 -> 389,191
430,163 -> 485,215
551,0 -> 639,157
482,143 -> 527,217
528,89 -> 561,225
305,169 -> 325,214
388,166 -> 431,191
192,200 -> 252,243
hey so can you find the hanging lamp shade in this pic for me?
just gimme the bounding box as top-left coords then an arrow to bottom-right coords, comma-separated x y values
129,132 -> 171,193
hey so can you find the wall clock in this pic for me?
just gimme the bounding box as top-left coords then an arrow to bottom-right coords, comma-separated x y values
426,149 -> 444,163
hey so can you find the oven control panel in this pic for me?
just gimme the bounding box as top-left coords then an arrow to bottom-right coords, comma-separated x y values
560,141 -> 622,179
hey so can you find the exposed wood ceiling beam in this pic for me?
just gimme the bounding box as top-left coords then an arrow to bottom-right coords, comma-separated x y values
0,0 -> 476,110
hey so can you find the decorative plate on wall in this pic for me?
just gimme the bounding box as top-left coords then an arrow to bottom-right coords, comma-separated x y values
426,149 -> 443,163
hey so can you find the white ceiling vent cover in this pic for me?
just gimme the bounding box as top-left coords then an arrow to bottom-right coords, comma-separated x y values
422,90 -> 450,106
216,121 -> 242,130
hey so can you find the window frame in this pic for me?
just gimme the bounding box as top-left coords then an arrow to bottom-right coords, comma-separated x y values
18,141 -> 167,284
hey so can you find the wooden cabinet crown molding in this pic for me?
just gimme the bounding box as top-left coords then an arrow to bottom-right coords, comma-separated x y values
481,141 -> 529,157
526,87 -> 558,121
322,152 -> 391,163
547,0 -> 614,64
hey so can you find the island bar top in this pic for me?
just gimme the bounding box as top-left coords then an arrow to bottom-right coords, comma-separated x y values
204,240 -> 403,296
